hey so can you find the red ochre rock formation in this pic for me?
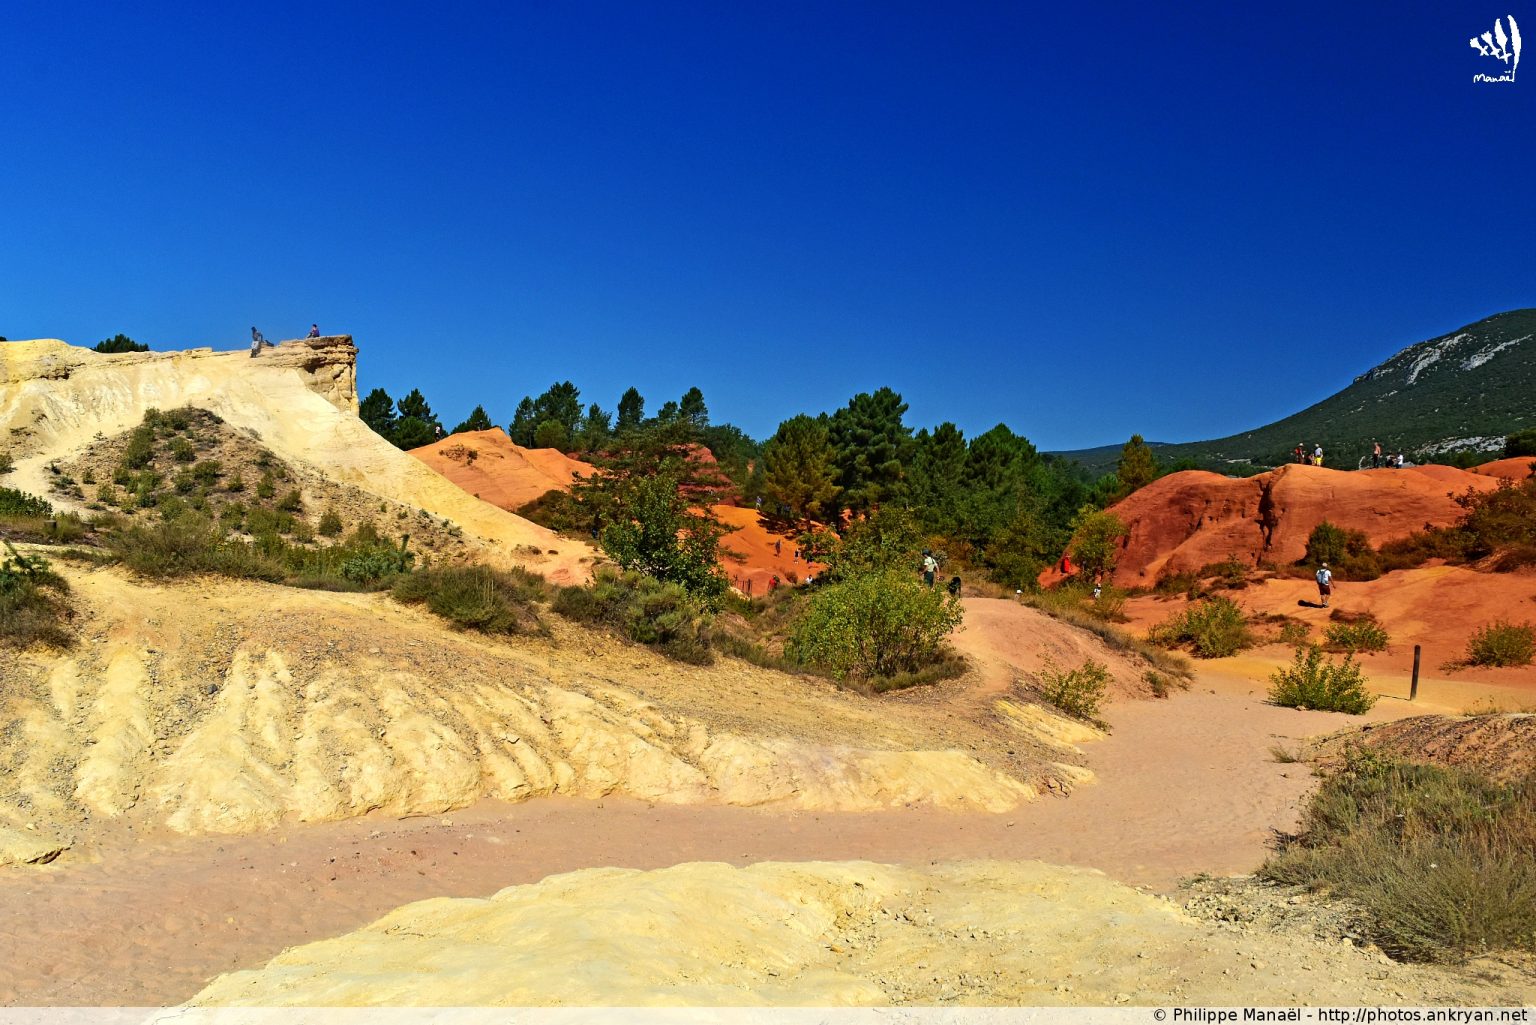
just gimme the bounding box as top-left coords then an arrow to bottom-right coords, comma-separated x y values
410,429 -> 596,511
1064,463 -> 1509,587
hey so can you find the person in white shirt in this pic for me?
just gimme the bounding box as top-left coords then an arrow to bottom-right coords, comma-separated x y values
1315,562 -> 1333,607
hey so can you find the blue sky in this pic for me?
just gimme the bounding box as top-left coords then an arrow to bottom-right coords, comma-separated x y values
3,1 -> 1532,450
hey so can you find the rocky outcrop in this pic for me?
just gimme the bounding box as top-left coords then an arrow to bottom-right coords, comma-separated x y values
1070,463 -> 1507,586
0,337 -> 593,581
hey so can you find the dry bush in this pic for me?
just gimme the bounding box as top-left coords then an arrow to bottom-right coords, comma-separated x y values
1264,753 -> 1536,962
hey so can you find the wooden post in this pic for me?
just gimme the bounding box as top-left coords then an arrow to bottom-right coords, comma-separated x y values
1410,644 -> 1421,701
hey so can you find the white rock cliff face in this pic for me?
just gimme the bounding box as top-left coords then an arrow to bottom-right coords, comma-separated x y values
0,337 -> 592,581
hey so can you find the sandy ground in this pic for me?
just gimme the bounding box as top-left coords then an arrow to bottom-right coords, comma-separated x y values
1123,566 -> 1536,706
0,679 -> 1377,1005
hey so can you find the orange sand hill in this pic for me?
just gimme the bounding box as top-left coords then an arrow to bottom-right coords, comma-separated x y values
1472,456 -> 1536,480
715,505 -> 826,594
410,429 -> 596,511
1064,463 -> 1508,587
411,431 -> 816,593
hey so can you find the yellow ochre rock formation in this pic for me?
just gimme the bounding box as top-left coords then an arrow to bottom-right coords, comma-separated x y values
0,569 -> 1045,858
187,859 -> 1514,1006
0,337 -> 592,582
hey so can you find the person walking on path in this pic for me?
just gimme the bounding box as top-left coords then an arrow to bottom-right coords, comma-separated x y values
921,549 -> 938,588
1371,440 -> 1382,468
1315,562 -> 1333,607
307,324 -> 320,338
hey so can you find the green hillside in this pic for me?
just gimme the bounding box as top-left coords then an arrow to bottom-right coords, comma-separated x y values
1056,309 -> 1536,474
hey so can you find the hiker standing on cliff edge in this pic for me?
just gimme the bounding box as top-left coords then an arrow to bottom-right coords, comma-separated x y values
249,327 -> 269,357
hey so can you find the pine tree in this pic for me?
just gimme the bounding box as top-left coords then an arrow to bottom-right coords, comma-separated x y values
827,387 -> 912,515
616,387 -> 645,433
679,387 -> 709,430
508,397 -> 537,446
451,404 -> 494,434
577,403 -> 613,451
532,381 -> 582,437
93,334 -> 148,353
762,414 -> 841,525
359,388 -> 397,443
1116,434 -> 1159,496
909,422 -> 968,533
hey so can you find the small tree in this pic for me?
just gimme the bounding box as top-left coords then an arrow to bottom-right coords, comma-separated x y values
1068,509 -> 1129,580
532,419 -> 570,450
616,387 -> 645,433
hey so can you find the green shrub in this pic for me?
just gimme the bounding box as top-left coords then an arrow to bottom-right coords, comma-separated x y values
0,542 -> 73,649
107,515 -> 284,581
1466,620 -> 1536,667
226,471 -> 246,493
1267,645 -> 1376,714
169,437 -> 196,463
192,459 -> 222,484
1035,655 -> 1109,724
121,425 -> 156,470
96,483 -> 121,507
164,408 -> 191,432
0,487 -> 52,518
1264,753 -> 1536,962
786,569 -> 963,680
0,450 -> 12,474
553,567 -> 715,664
1303,521 -> 1382,580
256,471 -> 276,501
1149,596 -> 1253,658
277,488 -> 303,513
1323,618 -> 1390,653
318,508 -> 343,537
1277,620 -> 1311,646
173,468 -> 197,494
392,565 -> 546,635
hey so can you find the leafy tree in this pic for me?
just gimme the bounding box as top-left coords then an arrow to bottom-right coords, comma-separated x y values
571,427 -> 732,603
359,387 -> 397,443
762,414 -> 840,525
827,387 -> 912,515
452,404 -> 495,435
1506,430 -> 1536,458
616,387 -> 645,433
819,507 -> 924,583
679,387 -> 709,430
655,399 -> 681,425
94,334 -> 148,353
1068,509 -> 1129,580
1116,434 -> 1159,495
508,397 -> 537,446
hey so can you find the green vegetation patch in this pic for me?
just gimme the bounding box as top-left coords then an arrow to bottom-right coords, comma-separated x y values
1267,645 -> 1376,714
1148,596 -> 1254,658
0,542 -> 73,650
1466,620 -> 1536,667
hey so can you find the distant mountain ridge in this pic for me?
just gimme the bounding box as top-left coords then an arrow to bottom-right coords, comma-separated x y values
1054,309 -> 1536,475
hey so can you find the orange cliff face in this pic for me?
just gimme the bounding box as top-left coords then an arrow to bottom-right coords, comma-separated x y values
410,429 -> 596,511
410,430 -> 821,592
1055,462 -> 1518,588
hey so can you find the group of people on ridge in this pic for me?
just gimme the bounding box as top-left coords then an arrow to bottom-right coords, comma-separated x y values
1293,440 -> 1408,469
249,323 -> 321,357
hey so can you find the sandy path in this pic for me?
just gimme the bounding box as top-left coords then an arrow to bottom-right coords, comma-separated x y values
0,682 -> 1361,1006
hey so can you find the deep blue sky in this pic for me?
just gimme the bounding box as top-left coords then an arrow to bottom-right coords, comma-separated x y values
3,1 -> 1532,450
